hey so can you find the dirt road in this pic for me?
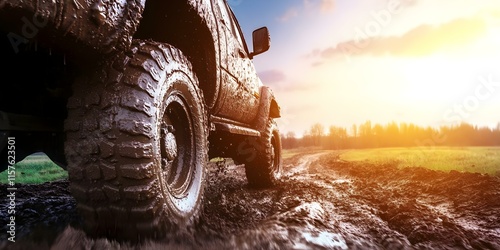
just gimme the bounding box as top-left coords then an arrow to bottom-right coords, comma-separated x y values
1,150 -> 499,249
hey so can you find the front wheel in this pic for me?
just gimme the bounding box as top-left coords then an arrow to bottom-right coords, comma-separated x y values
64,41 -> 208,240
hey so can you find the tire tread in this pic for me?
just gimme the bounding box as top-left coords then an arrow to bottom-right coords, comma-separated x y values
65,40 -> 208,241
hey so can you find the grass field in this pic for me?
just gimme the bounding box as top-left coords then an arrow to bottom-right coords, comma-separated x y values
0,153 -> 68,184
339,147 -> 500,176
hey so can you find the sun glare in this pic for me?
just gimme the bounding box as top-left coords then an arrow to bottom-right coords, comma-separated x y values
400,28 -> 499,104
401,57 -> 477,102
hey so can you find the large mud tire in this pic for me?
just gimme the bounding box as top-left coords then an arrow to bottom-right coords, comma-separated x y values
64,40 -> 208,241
242,119 -> 282,188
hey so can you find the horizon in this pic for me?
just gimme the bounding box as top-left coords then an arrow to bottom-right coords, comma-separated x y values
285,120 -> 500,139
230,0 -> 500,137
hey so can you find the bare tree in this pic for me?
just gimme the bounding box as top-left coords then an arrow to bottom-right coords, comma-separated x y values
282,131 -> 297,149
351,124 -> 358,138
310,123 -> 324,146
328,126 -> 347,149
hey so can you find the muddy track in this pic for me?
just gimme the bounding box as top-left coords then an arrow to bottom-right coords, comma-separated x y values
1,151 -> 499,249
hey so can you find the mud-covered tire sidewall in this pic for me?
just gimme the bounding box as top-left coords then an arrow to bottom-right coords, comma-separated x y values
64,41 -> 208,240
158,78 -> 207,222
242,119 -> 282,188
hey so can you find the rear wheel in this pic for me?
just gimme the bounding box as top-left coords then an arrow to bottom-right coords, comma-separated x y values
240,119 -> 282,188
64,40 -> 208,240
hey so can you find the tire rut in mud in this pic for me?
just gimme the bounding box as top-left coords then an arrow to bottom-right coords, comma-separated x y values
317,152 -> 500,249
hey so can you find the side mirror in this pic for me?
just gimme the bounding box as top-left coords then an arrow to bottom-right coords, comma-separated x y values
250,27 -> 270,59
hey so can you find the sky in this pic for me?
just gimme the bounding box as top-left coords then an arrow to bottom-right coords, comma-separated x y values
229,0 -> 500,137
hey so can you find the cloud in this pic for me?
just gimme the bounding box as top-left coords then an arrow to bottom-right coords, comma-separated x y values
277,8 -> 299,22
259,69 -> 286,83
316,17 -> 488,59
320,0 -> 335,13
258,69 -> 320,92
278,0 -> 337,22
311,61 -> 324,67
397,0 -> 419,8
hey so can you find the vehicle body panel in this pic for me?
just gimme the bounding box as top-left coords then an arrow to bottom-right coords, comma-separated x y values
212,0 -> 261,124
0,0 -> 146,56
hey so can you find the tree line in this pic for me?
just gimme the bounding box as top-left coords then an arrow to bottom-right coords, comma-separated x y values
281,121 -> 500,149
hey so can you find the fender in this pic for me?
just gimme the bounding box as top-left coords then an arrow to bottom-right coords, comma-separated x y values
253,86 -> 281,132
135,0 -> 220,109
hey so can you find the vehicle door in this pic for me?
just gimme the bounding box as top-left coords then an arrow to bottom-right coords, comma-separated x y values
214,0 -> 261,125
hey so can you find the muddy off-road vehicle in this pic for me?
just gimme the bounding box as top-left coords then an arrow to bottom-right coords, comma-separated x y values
0,0 -> 282,240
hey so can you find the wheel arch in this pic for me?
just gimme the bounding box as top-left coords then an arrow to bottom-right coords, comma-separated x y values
253,86 -> 281,132
134,0 -> 220,109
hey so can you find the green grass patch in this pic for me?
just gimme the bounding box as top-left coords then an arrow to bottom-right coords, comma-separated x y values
0,153 -> 68,184
340,147 -> 500,176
